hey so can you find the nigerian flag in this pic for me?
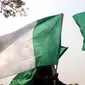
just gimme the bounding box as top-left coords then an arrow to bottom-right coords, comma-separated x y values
73,12 -> 85,50
0,13 -> 67,85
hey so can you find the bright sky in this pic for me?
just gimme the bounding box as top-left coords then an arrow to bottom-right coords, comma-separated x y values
0,0 -> 85,85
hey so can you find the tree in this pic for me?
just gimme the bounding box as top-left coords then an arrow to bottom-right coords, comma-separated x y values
0,0 -> 29,18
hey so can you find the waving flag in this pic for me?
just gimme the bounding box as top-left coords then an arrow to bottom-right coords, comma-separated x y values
0,13 -> 67,82
73,12 -> 85,50
10,46 -> 68,85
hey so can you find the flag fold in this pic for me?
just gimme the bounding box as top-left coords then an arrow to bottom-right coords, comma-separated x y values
73,12 -> 85,50
0,13 -> 68,84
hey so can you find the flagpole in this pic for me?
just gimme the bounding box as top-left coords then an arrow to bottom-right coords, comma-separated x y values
52,65 -> 57,85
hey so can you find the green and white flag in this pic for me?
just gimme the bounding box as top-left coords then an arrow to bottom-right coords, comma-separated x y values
0,13 -> 67,80
73,12 -> 85,50
10,46 -> 68,85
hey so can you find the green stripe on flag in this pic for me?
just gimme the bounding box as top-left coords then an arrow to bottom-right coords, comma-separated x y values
59,46 -> 68,58
10,68 -> 36,85
33,14 -> 63,67
73,12 -> 85,50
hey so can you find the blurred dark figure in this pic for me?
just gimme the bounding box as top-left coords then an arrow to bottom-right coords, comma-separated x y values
32,66 -> 66,85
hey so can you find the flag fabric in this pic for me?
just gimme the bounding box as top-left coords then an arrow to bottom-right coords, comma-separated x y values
73,12 -> 85,50
10,46 -> 68,85
10,14 -> 68,85
0,13 -> 67,81
10,68 -> 37,85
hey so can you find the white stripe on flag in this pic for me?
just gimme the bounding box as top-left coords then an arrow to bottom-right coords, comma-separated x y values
0,22 -> 36,78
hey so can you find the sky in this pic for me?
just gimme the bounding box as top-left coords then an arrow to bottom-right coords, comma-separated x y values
0,0 -> 85,85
